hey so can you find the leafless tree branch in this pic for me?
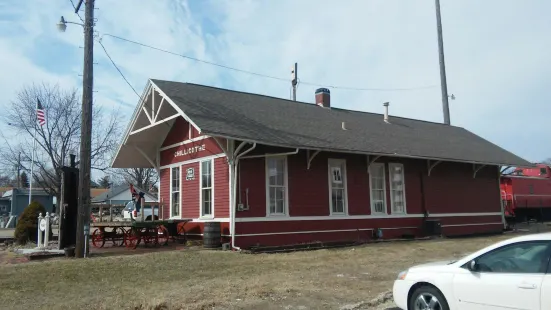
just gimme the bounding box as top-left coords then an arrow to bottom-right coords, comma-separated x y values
0,82 -> 123,204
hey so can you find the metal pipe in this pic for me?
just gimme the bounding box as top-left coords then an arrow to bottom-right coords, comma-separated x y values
231,143 -> 257,251
238,148 -> 299,160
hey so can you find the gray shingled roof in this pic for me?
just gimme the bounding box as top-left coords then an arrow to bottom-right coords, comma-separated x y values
151,79 -> 531,167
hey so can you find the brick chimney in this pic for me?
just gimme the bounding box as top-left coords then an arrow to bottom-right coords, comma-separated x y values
315,88 -> 330,108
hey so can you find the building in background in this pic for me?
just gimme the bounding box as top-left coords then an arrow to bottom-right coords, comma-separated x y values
91,184 -> 157,206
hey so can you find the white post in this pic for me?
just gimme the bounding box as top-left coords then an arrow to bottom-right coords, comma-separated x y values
29,125 -> 38,205
44,212 -> 50,247
37,212 -> 44,249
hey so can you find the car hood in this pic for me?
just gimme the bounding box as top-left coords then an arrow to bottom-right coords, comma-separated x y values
408,260 -> 456,272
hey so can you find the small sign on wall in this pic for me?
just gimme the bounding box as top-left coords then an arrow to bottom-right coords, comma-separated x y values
186,167 -> 195,180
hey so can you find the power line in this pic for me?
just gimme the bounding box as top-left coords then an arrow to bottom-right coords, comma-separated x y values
97,40 -> 142,99
101,33 -> 439,92
69,0 -> 85,23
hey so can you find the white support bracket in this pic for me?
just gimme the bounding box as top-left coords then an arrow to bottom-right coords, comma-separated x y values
367,155 -> 381,172
427,160 -> 442,176
153,98 -> 165,123
307,150 -> 320,170
213,136 -> 228,155
142,107 -> 153,124
473,164 -> 486,178
130,113 -> 180,135
134,145 -> 160,173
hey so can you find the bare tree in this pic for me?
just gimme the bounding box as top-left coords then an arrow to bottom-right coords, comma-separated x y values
0,174 -> 15,187
110,168 -> 159,192
0,82 -> 122,207
96,175 -> 111,188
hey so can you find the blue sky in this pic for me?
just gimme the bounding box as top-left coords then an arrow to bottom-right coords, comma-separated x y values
0,0 -> 550,179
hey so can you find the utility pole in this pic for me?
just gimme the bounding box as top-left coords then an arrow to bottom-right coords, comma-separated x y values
291,63 -> 298,101
435,0 -> 450,125
75,0 -> 94,258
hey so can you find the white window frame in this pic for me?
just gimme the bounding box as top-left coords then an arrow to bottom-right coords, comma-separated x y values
265,156 -> 289,216
388,163 -> 407,214
169,166 -> 181,218
200,158 -> 214,218
328,158 -> 348,216
369,162 -> 387,214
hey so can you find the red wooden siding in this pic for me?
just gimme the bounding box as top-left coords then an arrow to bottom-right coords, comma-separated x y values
234,214 -> 503,248
233,147 -> 503,249
162,116 -> 205,148
214,157 -> 230,218
160,137 -> 223,166
236,149 -> 501,219
159,168 -> 170,219
162,117 -> 190,147
182,162 -> 200,218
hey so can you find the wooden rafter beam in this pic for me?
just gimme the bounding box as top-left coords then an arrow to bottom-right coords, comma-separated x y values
133,145 -> 159,173
473,164 -> 487,178
130,113 -> 179,135
367,155 -> 381,172
307,150 -> 321,170
427,160 -> 442,176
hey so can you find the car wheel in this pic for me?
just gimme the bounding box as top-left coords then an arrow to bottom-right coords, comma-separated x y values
408,285 -> 449,310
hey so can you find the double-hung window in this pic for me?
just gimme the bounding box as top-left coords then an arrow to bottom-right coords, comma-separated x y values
170,166 -> 180,217
389,163 -> 406,214
369,163 -> 387,214
328,159 -> 347,215
266,157 -> 288,216
200,159 -> 214,218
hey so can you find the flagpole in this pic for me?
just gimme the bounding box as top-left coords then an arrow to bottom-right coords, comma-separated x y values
29,106 -> 38,205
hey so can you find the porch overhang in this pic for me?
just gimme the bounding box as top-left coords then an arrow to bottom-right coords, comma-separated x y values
111,80 -> 201,169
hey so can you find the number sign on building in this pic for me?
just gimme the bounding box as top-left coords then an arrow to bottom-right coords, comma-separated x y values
186,167 -> 195,181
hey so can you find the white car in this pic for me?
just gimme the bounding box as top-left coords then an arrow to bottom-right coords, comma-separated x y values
393,232 -> 551,310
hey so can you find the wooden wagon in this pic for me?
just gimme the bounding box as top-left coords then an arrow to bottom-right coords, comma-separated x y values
90,201 -> 191,249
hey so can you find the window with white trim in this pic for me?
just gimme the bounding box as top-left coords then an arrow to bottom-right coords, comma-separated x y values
389,163 -> 406,213
266,157 -> 287,215
369,163 -> 387,214
170,167 -> 180,217
328,159 -> 347,214
200,159 -> 213,217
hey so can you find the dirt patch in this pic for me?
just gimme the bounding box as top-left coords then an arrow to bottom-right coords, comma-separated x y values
0,233 -> 515,310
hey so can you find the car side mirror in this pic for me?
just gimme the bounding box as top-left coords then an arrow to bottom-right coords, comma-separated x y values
468,260 -> 478,272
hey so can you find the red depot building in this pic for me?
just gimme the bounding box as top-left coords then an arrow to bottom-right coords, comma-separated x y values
111,79 -> 532,250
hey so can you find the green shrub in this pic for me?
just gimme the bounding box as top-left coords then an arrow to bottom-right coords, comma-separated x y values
14,201 -> 52,245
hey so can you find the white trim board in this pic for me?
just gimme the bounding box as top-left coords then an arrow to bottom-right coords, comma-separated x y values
160,135 -> 210,151
233,222 -> 498,237
160,153 -> 226,169
441,222 -> 503,228
235,212 -> 503,222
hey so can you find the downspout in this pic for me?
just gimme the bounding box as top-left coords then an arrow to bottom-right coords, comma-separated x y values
231,142 -> 257,251
230,147 -> 300,251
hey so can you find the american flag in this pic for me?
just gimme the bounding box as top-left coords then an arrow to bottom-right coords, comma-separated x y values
36,98 -> 46,126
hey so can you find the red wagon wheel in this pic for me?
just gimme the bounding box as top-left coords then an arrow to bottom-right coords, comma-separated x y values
111,227 -> 126,247
156,225 -> 169,246
91,228 -> 105,248
142,227 -> 153,246
125,228 -> 139,249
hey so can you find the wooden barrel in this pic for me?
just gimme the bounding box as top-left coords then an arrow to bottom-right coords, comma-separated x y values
203,222 -> 221,248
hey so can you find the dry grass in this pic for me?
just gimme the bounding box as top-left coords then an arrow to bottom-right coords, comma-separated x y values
0,234 -> 515,310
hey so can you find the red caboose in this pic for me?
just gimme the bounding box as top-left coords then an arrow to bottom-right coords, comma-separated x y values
501,164 -> 551,222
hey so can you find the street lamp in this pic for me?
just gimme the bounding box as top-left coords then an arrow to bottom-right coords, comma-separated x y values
57,16 -> 84,32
